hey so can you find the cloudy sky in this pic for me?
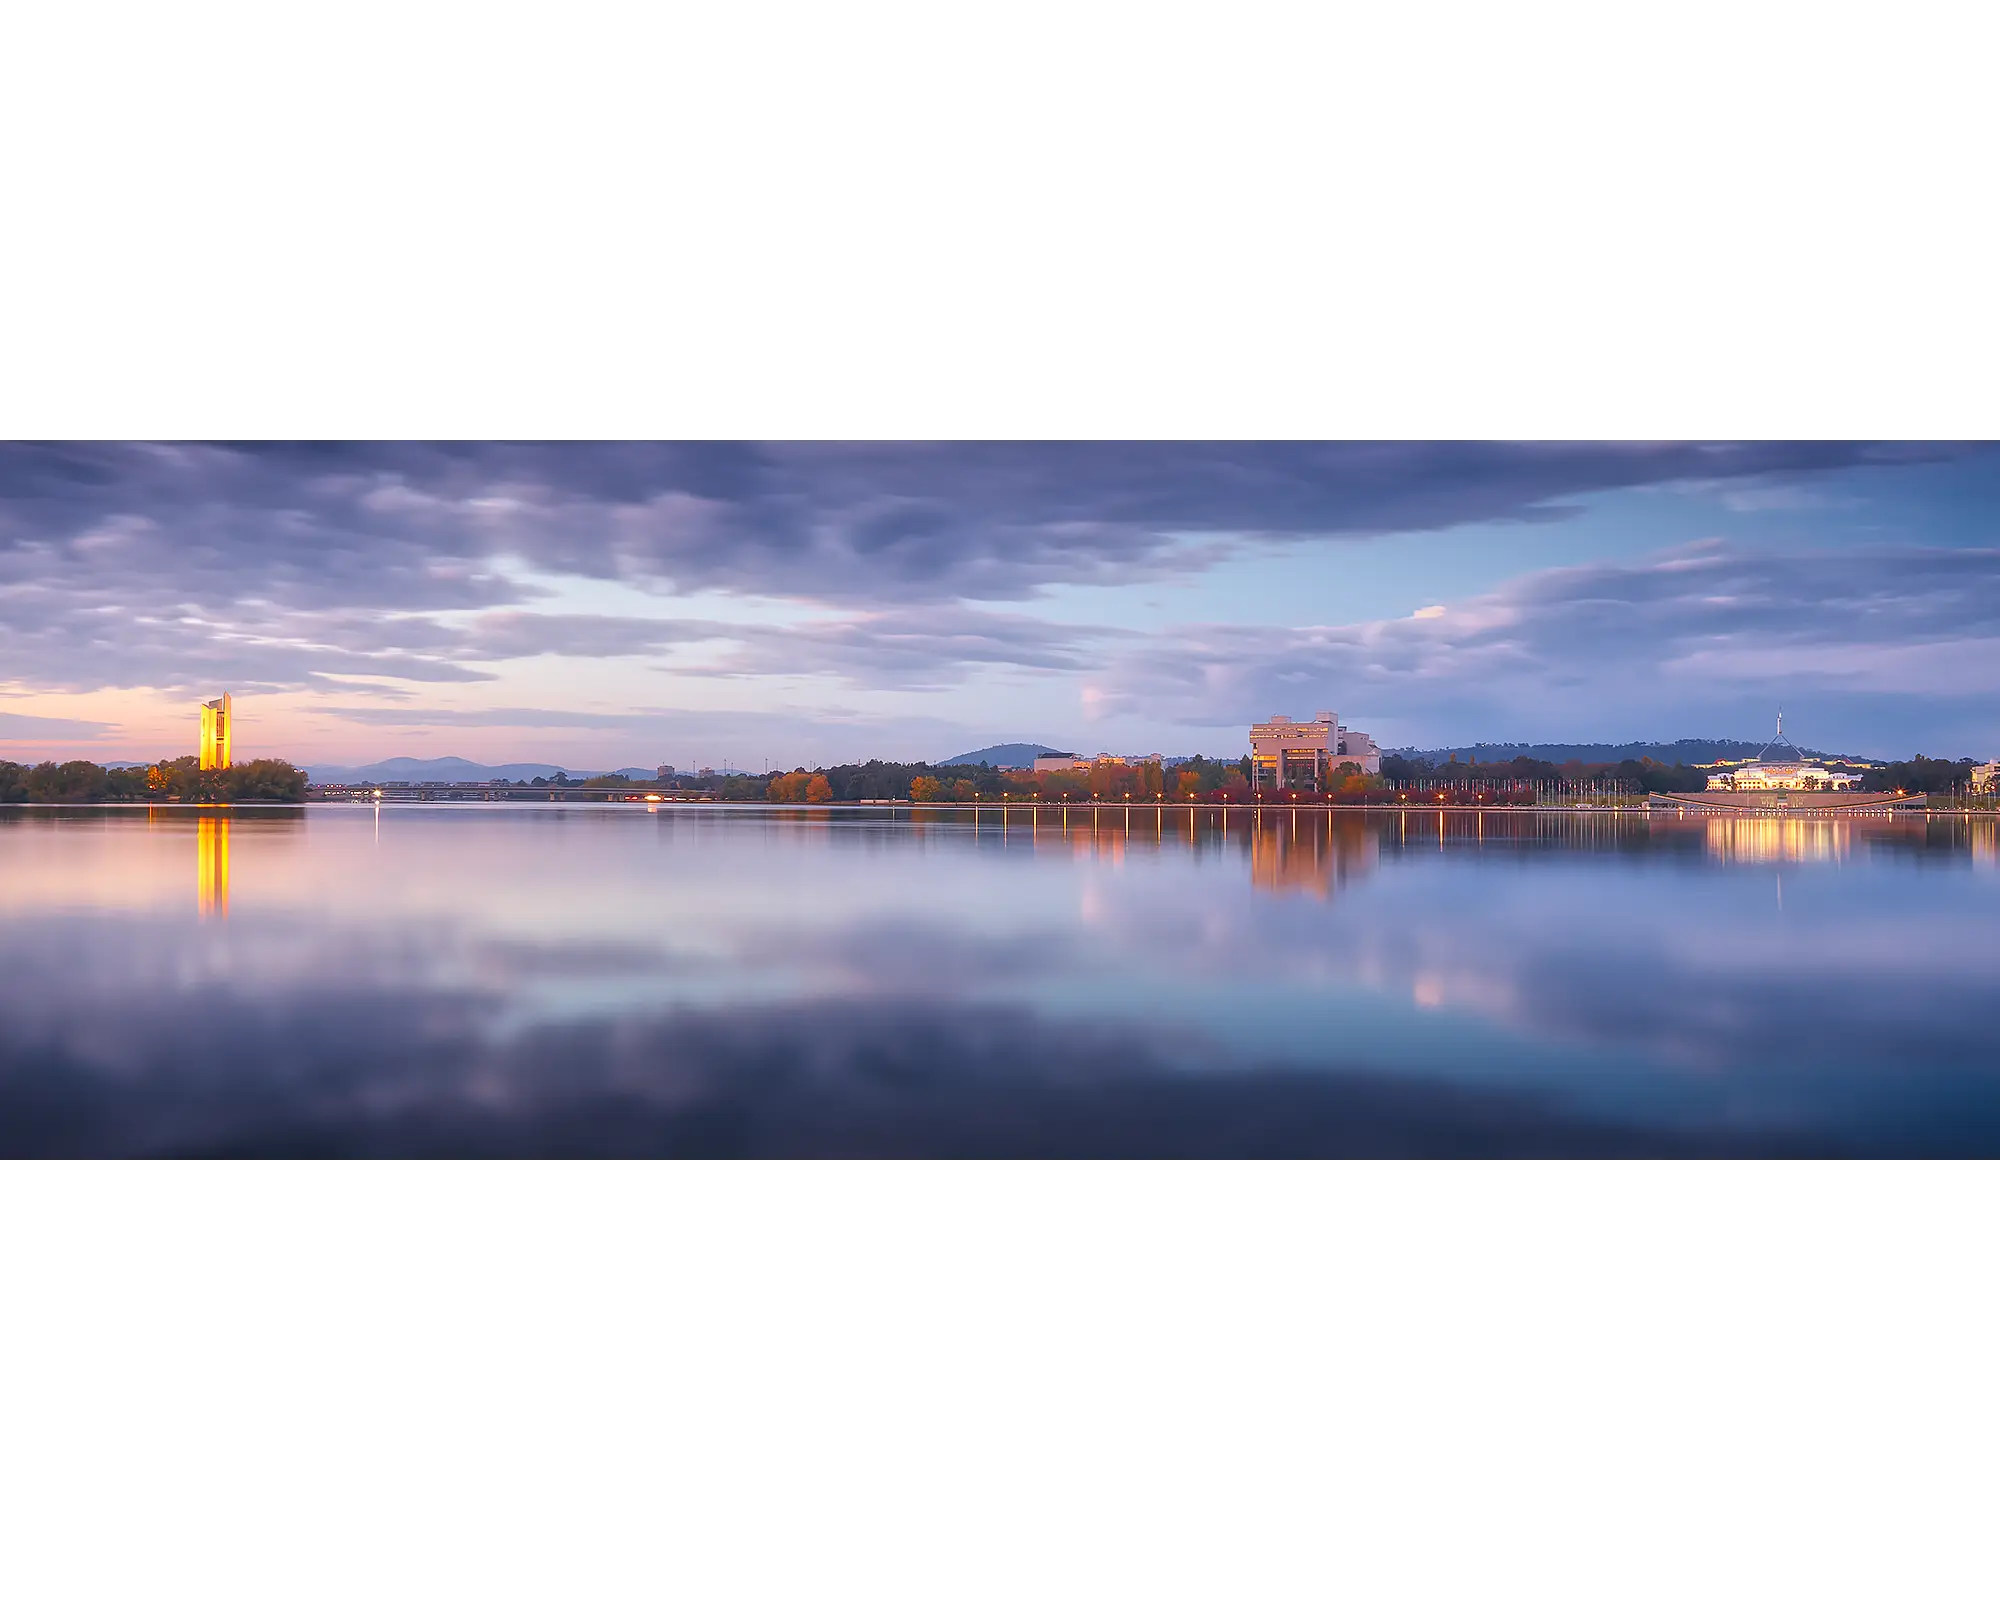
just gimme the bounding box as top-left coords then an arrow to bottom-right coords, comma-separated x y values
2,441 -> 1996,768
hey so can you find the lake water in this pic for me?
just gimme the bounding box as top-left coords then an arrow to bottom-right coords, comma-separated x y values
2,803 -> 1997,1156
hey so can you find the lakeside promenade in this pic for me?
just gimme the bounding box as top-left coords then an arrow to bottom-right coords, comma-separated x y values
295,789 -> 1993,818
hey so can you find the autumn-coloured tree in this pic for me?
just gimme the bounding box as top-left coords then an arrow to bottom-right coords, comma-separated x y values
951,779 -> 978,801
1175,769 -> 1203,800
1087,762 -> 1131,800
910,776 -> 944,802
769,769 -> 828,802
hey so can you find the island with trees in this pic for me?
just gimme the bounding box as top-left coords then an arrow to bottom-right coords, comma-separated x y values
0,756 -> 308,804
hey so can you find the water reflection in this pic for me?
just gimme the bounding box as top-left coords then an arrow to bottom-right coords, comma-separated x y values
197,816 -> 229,918
1,804 -> 1997,1155
1705,817 -> 1849,864
1250,813 -> 1378,897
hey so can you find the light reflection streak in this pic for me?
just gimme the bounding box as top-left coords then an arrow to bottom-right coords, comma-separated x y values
197,816 -> 230,918
1705,818 -> 1852,864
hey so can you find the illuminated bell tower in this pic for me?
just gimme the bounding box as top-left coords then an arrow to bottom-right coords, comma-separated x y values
199,693 -> 233,770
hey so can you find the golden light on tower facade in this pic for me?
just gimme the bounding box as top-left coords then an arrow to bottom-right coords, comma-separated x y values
199,693 -> 233,770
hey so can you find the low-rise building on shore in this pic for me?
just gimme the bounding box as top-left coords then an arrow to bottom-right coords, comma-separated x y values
1706,762 -> 1858,792
1032,750 -> 1164,774
1248,712 -> 1381,789
1704,712 -> 1858,793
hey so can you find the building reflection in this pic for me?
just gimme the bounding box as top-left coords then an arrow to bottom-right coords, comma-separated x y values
870,804 -> 1994,882
904,802 -> 1396,898
1704,817 -> 1853,864
1250,812 -> 1379,898
198,816 -> 230,918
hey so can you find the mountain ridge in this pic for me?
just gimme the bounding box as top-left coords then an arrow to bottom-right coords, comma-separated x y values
937,742 -> 1066,768
303,757 -> 665,784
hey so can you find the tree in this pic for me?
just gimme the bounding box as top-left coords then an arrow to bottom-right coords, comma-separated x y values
1861,756 -> 1971,795
1087,762 -> 1132,800
224,760 -> 308,801
950,778 -> 978,801
910,776 -> 945,802
0,756 -> 299,803
27,761 -> 104,802
1637,764 -> 1706,795
765,769 -> 833,803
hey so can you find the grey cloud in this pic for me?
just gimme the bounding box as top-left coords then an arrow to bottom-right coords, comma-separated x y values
0,709 -> 116,738
295,703 -> 992,765
5,440 -> 1976,608
422,604 -> 1117,689
451,611 -> 726,660
680,605 -> 1123,689
0,580 -> 504,694
1094,545 -> 2000,742
2,441 -> 1988,699
318,705 -> 674,730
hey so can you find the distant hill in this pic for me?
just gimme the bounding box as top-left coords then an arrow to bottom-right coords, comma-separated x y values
1392,739 -> 1880,767
939,743 -> 1065,769
303,757 -> 665,784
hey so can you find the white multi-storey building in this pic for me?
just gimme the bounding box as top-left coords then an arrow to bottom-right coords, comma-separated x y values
1706,763 -> 1858,792
1247,712 -> 1382,790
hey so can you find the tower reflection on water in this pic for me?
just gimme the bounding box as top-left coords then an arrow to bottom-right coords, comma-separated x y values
197,816 -> 229,918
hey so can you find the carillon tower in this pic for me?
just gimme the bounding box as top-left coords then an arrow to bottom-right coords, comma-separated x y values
199,693 -> 233,770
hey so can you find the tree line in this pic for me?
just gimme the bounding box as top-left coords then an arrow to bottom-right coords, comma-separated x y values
0,757 -> 308,803
573,749 -> 2000,807
1854,756 -> 1984,795
1382,753 -> 1712,794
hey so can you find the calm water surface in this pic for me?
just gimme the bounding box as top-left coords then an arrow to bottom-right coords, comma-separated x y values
3,803 -> 1998,1156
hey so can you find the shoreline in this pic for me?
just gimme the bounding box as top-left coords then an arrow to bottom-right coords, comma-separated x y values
7,800 -> 1994,819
